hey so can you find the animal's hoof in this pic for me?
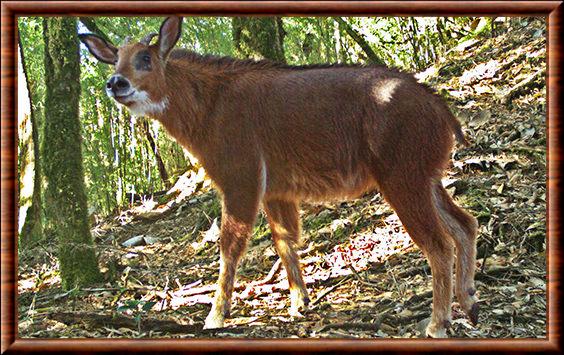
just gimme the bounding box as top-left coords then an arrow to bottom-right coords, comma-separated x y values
421,317 -> 450,338
289,300 -> 309,318
458,287 -> 479,323
204,313 -> 225,329
426,326 -> 448,338
418,318 -> 448,338
469,302 -> 479,325
289,309 -> 305,318
289,291 -> 310,317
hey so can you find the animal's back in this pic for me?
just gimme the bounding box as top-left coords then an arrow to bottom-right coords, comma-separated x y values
218,65 -> 458,201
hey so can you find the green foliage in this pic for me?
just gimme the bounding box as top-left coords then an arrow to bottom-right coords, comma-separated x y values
116,299 -> 157,332
284,17 -> 338,64
202,196 -> 222,220
233,17 -> 286,62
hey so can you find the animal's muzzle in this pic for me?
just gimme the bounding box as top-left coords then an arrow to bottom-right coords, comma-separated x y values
106,75 -> 131,97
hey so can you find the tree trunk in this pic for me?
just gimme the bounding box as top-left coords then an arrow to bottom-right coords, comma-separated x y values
314,18 -> 334,63
142,119 -> 171,189
43,17 -> 102,289
18,35 -> 43,248
333,17 -> 384,65
408,18 -> 422,70
232,17 -> 286,62
333,18 -> 342,62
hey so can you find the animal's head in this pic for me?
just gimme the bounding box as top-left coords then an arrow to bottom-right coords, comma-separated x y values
79,16 -> 183,116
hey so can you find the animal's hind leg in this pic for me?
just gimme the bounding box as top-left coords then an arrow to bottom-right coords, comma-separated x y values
432,183 -> 479,324
378,177 -> 455,338
264,199 -> 309,316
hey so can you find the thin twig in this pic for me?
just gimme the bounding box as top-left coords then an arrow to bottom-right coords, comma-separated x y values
346,263 -> 381,289
251,258 -> 283,286
311,275 -> 352,306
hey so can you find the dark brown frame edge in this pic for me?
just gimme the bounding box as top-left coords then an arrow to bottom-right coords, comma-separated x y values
1,1 -> 561,353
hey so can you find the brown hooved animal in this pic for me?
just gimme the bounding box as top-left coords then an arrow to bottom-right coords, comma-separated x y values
80,16 -> 479,338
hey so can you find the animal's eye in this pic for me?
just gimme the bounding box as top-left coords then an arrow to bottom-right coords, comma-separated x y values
134,51 -> 152,71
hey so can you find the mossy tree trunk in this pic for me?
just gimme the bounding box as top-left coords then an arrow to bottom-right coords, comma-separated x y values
43,17 -> 102,289
232,17 -> 286,62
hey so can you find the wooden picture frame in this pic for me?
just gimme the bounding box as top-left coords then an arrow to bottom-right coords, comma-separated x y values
1,1 -> 561,353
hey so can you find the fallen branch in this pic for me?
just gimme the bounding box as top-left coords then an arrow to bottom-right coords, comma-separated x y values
50,312 -> 251,335
317,320 -> 381,333
499,68 -> 546,105
474,265 -> 537,283
396,265 -> 430,278
36,286 -> 152,303
505,146 -> 545,155
404,290 -> 433,306
51,312 -> 200,334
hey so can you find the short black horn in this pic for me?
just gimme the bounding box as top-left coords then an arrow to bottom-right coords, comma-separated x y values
140,33 -> 158,45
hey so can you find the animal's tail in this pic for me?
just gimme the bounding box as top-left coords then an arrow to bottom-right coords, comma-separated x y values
431,90 -> 469,147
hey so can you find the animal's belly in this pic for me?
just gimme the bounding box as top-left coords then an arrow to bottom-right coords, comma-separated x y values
264,167 -> 377,202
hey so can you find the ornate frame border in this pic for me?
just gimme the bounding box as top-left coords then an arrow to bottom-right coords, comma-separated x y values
1,1 -> 561,353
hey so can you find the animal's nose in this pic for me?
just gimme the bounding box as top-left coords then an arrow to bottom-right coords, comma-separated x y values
106,75 -> 131,93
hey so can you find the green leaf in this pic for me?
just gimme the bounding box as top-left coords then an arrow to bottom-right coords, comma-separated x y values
141,301 -> 157,312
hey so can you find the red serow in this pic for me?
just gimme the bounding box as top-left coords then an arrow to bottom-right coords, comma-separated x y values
79,16 -> 478,338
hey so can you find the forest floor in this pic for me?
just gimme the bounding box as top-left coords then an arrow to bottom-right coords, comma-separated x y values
18,19 -> 546,339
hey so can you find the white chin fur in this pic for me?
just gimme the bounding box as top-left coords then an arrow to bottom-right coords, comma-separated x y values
118,90 -> 169,116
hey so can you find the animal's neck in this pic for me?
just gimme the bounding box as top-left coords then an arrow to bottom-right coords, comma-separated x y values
150,60 -> 224,163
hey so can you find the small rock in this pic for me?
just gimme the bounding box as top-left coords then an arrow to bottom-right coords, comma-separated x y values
122,235 -> 145,247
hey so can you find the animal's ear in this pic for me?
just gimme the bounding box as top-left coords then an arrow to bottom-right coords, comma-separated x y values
157,16 -> 183,60
78,34 -> 118,65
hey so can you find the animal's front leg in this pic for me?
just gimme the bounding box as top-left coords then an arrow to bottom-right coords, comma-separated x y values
204,214 -> 253,329
203,175 -> 262,329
